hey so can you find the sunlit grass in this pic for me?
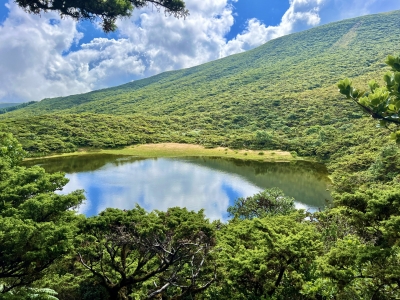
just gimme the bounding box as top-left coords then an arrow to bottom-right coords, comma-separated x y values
24,143 -> 299,162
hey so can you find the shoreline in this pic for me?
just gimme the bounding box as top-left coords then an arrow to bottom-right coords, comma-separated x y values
24,143 -> 304,162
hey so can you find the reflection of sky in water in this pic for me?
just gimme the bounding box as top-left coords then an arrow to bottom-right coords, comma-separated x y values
61,159 -> 259,221
57,157 -> 331,221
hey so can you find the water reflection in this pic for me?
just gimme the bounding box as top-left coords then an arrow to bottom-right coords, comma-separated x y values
23,155 -> 332,221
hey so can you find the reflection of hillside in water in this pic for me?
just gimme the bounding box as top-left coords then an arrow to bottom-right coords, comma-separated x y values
23,154 -> 331,210
22,154 -> 143,173
176,157 -> 332,208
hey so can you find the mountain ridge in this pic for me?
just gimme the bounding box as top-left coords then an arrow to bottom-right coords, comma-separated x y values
3,10 -> 399,118
0,10 -> 399,158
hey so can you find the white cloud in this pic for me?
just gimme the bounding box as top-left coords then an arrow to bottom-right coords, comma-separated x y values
221,0 -> 326,56
114,0 -> 234,75
61,158 -> 261,221
0,2 -> 87,102
1,0 -> 399,103
59,157 -> 330,219
0,0 -> 235,102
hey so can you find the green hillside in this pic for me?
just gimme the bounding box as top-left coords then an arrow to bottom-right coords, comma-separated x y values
3,11 -> 398,117
4,10 -> 400,299
1,10 -> 399,160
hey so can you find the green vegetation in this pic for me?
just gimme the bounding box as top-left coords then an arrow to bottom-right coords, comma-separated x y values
2,9 -> 400,300
0,133 -> 84,294
76,207 -> 216,299
0,102 -> 36,115
227,188 -> 295,220
339,54 -> 400,143
23,143 -> 294,163
216,211 -> 321,299
2,11 -> 399,162
0,133 -> 217,299
15,0 -> 188,32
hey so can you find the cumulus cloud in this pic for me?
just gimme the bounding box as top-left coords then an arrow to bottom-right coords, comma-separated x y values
0,0 -> 235,102
114,0 -> 234,76
60,158 -> 328,219
62,158 -> 261,221
1,0 -> 399,103
0,2 -> 87,102
221,0 -> 326,56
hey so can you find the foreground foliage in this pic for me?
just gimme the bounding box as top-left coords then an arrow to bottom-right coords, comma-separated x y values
338,54 -> 400,143
2,9 -> 400,300
76,207 -> 217,299
15,0 -> 188,32
0,132 -> 219,299
0,133 -> 84,293
216,212 -> 321,299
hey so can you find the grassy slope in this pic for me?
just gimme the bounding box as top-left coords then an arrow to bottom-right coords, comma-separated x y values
4,12 -> 400,299
3,11 -> 398,117
1,10 -> 399,164
25,144 -> 294,161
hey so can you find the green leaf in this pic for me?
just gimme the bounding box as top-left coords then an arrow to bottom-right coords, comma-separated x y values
370,95 -> 382,106
369,80 -> 379,92
337,79 -> 353,99
394,72 -> 400,84
379,120 -> 388,128
384,72 -> 393,85
385,55 -> 395,66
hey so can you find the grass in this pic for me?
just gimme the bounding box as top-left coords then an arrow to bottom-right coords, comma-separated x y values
24,143 -> 297,162
4,11 -> 400,161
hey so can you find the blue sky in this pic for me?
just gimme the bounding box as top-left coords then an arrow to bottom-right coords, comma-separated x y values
1,0 -> 400,103
227,1 -> 290,40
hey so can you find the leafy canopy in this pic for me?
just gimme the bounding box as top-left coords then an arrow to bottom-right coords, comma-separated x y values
76,206 -> 217,299
0,132 -> 84,294
227,188 -> 295,220
15,0 -> 188,32
338,55 -> 400,143
0,132 -> 25,167
216,212 -> 322,299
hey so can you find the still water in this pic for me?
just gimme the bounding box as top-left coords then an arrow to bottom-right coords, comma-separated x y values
24,155 -> 332,221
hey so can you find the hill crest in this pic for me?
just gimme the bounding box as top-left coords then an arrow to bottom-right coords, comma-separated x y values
2,10 -> 399,118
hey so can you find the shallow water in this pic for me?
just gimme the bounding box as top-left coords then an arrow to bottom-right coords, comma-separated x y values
23,155 -> 332,220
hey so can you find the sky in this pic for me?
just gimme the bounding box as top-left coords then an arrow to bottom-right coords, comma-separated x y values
58,157 -> 328,220
1,0 -> 400,103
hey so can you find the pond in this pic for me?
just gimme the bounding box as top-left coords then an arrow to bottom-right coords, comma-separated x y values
23,155 -> 332,221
